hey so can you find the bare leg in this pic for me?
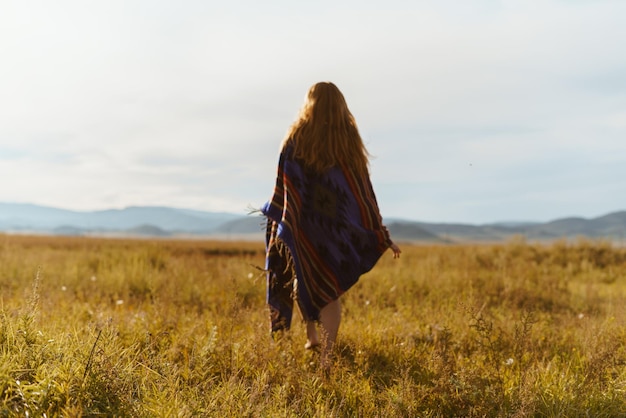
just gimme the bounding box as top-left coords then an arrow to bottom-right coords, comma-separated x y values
319,298 -> 341,367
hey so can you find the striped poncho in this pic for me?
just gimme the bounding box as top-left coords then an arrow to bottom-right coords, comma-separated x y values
261,145 -> 392,332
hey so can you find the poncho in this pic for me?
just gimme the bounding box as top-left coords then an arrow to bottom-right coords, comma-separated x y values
261,145 -> 392,332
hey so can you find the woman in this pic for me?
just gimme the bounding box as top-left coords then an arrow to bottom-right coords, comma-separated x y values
261,82 -> 401,365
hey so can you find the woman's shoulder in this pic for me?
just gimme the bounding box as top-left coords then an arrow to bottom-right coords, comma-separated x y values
280,141 -> 296,160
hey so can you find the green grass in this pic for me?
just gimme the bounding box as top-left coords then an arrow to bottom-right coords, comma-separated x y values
1,234 -> 625,416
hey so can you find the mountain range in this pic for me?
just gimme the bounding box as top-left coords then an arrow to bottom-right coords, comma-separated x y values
1,202 -> 625,243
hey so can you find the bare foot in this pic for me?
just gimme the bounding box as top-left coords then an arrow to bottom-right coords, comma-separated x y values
304,340 -> 320,350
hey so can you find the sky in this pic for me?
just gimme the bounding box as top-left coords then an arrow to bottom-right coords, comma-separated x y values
1,0 -> 625,224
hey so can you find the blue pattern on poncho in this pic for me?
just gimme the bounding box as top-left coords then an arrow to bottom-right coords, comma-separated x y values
262,145 -> 391,332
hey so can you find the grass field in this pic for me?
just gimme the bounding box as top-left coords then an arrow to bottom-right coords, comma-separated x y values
1,234 -> 626,417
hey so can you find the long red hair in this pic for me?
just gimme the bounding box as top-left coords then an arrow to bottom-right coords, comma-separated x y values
282,82 -> 370,176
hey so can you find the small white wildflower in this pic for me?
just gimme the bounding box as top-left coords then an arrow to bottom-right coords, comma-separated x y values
116,299 -> 124,305
61,286 -> 67,292
505,358 -> 514,366
90,275 -> 97,282
578,313 -> 585,319
247,272 -> 253,279
365,300 -> 371,306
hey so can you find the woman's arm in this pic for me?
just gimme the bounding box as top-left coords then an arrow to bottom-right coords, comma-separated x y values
382,225 -> 401,258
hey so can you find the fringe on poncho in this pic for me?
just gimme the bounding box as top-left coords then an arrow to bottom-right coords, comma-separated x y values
261,145 -> 392,332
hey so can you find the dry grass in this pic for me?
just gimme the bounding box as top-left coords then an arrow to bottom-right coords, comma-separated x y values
1,234 -> 625,416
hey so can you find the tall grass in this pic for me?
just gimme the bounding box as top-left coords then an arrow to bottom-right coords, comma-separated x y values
1,234 -> 625,416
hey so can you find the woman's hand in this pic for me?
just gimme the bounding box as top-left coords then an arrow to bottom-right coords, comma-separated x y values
389,242 -> 401,259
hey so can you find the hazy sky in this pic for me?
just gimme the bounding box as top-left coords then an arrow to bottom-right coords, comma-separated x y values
2,0 -> 625,224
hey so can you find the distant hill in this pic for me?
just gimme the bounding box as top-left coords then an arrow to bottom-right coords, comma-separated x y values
0,203 -> 241,234
414,222 -> 511,242
213,215 -> 266,235
1,202 -> 625,243
386,221 -> 448,243
524,212 -> 626,240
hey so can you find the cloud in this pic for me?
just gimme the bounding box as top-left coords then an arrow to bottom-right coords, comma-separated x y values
1,0 -> 625,222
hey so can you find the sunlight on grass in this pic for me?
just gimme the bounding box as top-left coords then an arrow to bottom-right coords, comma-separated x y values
0,234 -> 625,416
